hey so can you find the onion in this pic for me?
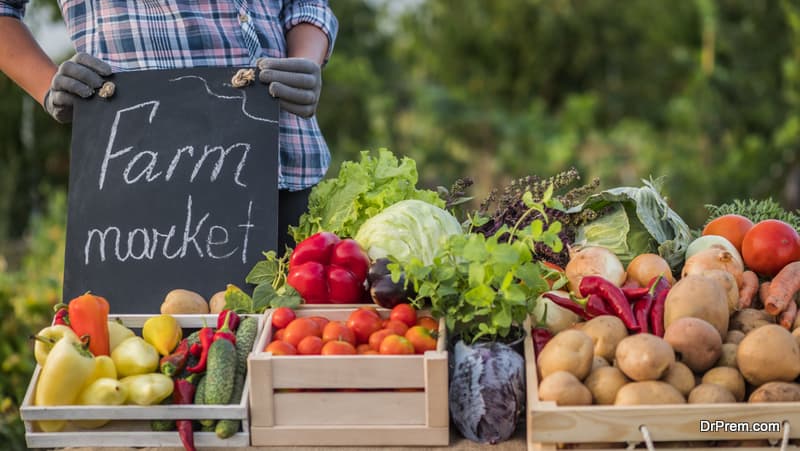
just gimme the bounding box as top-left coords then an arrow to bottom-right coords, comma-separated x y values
686,235 -> 743,267
681,247 -> 744,288
626,253 -> 674,286
565,246 -> 626,293
532,290 -> 582,333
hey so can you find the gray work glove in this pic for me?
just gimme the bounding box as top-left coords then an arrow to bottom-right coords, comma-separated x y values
257,57 -> 321,118
44,52 -> 112,124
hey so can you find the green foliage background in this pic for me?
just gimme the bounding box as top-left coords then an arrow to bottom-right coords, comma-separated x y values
1,0 -> 799,447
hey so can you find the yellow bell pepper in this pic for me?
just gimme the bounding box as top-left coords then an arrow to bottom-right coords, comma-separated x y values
142,314 -> 182,356
120,373 -> 174,405
34,335 -> 95,432
34,325 -> 79,367
111,336 -> 159,377
74,377 -> 128,429
107,319 -> 135,352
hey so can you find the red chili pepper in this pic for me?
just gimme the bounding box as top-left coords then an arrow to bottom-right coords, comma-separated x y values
213,311 -> 237,345
630,276 -> 666,334
216,310 -> 241,332
286,232 -> 370,304
173,374 -> 199,451
649,287 -> 671,337
189,343 -> 202,357
531,327 -> 553,357
585,294 -> 614,318
186,327 -> 214,373
579,276 -> 640,332
53,304 -> 69,326
541,292 -> 591,320
621,286 -> 650,301
160,338 -> 190,377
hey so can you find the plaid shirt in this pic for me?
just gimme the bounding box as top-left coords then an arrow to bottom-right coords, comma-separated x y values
1,0 -> 338,191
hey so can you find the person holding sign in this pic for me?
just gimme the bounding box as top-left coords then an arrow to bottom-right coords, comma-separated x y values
0,1 -> 338,251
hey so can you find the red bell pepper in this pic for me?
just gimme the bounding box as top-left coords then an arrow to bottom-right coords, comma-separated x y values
286,232 -> 370,304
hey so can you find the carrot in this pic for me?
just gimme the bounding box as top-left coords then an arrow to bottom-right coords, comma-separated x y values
737,270 -> 759,309
765,262 -> 800,316
757,281 -> 771,309
780,299 -> 798,330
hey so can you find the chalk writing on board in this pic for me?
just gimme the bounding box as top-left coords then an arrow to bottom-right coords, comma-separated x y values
169,75 -> 278,124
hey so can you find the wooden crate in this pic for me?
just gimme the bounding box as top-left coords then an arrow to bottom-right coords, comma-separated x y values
524,320 -> 800,451
248,307 -> 449,446
20,314 -> 264,448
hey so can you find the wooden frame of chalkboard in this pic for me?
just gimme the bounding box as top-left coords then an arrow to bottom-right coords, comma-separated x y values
63,67 -> 279,313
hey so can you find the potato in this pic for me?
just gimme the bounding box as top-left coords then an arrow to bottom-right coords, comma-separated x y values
584,366 -> 629,405
748,382 -> 800,403
208,290 -> 227,314
724,330 -> 745,345
700,269 -> 739,314
664,275 -> 729,338
702,367 -> 745,401
737,324 -> 800,386
660,362 -> 695,397
591,356 -> 609,372
615,334 -> 674,381
730,308 -> 774,334
538,371 -> 592,406
576,315 -> 628,362
161,289 -> 209,314
664,317 -> 722,372
537,329 -> 594,381
688,383 -> 736,403
614,381 -> 685,405
793,328 -> 800,349
715,343 -> 738,368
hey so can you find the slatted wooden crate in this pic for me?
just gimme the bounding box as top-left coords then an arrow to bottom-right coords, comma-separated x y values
524,319 -> 800,451
21,314 -> 263,448
248,307 -> 449,446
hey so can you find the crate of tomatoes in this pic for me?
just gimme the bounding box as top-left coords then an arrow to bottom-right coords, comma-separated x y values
247,303 -> 449,447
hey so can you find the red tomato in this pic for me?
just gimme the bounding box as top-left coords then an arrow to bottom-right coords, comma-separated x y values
297,336 -> 323,355
306,316 -> 330,331
282,317 -> 322,347
379,335 -> 415,355
321,321 -> 356,346
346,308 -> 384,344
272,307 -> 296,329
741,219 -> 800,277
416,316 -> 439,332
265,340 -> 296,355
389,303 -> 417,328
321,340 -> 357,355
368,329 -> 396,351
405,326 -> 437,354
383,319 -> 409,336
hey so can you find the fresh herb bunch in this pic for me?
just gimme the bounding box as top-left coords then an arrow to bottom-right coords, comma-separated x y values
470,167 -> 600,267
394,189 -> 567,344
705,198 -> 800,231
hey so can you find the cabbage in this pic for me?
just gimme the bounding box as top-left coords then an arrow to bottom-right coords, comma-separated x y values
568,178 -> 692,272
354,199 -> 463,265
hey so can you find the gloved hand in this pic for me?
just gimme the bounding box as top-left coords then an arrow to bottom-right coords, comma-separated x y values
44,52 -> 112,124
257,57 -> 321,118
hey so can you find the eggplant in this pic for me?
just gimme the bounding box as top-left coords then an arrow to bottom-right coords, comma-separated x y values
367,258 -> 392,285
370,274 -> 409,308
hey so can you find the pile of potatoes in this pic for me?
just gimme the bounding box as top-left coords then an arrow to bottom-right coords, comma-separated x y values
537,305 -> 800,406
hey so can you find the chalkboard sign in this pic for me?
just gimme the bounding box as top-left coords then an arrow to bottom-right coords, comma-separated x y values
63,67 -> 279,313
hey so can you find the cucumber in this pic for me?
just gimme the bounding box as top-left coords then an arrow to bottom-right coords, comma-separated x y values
150,419 -> 175,431
194,374 -> 216,429
185,330 -> 201,347
235,317 -> 259,376
205,339 -> 237,405
214,373 -> 245,439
